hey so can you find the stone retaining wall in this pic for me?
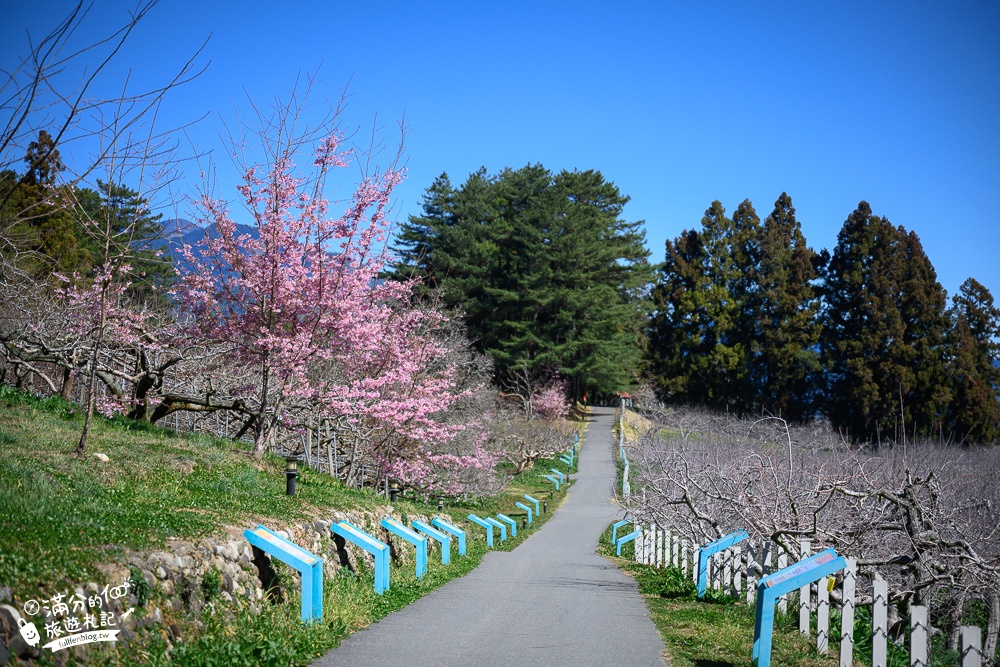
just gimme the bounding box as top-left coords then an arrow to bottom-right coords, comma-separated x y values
0,505 -> 448,664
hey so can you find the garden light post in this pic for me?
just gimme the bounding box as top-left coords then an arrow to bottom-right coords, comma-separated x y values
285,455 -> 300,496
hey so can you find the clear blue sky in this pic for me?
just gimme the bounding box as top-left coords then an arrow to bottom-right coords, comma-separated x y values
5,1 -> 999,301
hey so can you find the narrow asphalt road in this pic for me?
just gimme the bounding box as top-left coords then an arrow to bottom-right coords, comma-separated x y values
311,407 -> 667,666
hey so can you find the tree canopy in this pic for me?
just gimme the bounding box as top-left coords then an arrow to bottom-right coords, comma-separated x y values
392,165 -> 652,398
648,195 -> 998,443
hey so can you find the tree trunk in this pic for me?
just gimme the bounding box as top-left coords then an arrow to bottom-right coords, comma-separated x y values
60,367 -> 74,401
985,590 -> 999,666
76,282 -> 109,458
947,588 -> 968,651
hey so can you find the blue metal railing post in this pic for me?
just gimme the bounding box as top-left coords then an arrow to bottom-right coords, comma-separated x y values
381,517 -> 428,579
412,520 -> 451,565
431,518 -> 466,556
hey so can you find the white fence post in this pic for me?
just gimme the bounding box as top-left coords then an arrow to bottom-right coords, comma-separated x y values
799,539 -> 811,637
776,548 -> 788,613
910,605 -> 928,667
817,576 -> 830,654
732,545 -> 742,599
873,577 -> 888,667
840,557 -> 857,667
960,625 -> 983,667
746,543 -> 757,606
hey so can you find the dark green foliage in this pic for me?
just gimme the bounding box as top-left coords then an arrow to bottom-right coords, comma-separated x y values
647,227 -> 706,402
0,132 -> 93,280
646,194 -> 999,443
1,131 -> 170,298
819,202 -> 951,442
201,567 -> 222,601
648,194 -> 820,419
647,201 -> 749,409
745,194 -> 822,421
945,278 -> 1000,442
75,178 -> 174,300
392,165 -> 651,397
129,565 -> 151,607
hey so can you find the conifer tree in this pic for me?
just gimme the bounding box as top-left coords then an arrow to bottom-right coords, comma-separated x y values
946,278 -> 1000,443
74,179 -> 172,301
0,131 -> 90,280
393,165 -> 650,397
648,201 -> 751,410
745,193 -> 822,421
820,202 -> 950,442
647,229 -> 706,402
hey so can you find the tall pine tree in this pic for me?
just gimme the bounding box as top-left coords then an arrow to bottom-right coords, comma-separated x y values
392,165 -> 650,397
820,202 -> 950,442
647,229 -> 706,402
648,200 -> 758,411
0,130 -> 91,280
945,278 -> 1000,443
745,193 -> 822,421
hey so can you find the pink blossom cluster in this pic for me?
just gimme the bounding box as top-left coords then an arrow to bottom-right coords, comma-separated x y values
56,264 -> 164,417
169,129 -> 501,492
532,378 -> 571,420
381,441 -> 506,497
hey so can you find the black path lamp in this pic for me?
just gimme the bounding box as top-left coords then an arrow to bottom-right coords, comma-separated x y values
437,497 -> 444,512
389,481 -> 400,502
285,454 -> 300,496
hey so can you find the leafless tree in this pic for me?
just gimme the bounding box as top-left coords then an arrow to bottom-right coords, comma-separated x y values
622,404 -> 1000,659
2,1 -> 208,455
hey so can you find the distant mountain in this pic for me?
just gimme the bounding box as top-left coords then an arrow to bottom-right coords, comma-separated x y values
153,218 -> 258,276
155,218 -> 258,251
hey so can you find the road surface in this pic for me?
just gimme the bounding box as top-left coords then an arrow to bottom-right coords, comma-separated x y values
311,407 -> 666,666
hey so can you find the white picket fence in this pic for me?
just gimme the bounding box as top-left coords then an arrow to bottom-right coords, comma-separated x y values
631,524 -> 989,666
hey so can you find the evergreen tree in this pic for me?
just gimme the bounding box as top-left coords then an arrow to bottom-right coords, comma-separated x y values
647,228 -> 707,402
392,172 -> 457,285
545,169 -> 650,395
898,230 -> 951,434
0,131 -> 90,280
745,193 -> 822,421
647,200 -> 754,411
392,165 -> 651,397
945,278 -> 1000,443
820,202 -> 950,442
75,179 -> 172,301
22,130 -> 65,186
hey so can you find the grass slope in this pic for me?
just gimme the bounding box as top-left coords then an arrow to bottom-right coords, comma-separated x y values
0,387 -> 577,666
597,525 -> 845,667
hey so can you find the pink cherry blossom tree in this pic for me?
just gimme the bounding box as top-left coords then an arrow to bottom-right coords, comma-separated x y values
173,86 -> 472,463
533,376 -> 571,421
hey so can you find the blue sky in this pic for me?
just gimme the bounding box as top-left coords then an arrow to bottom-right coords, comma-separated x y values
4,1 -> 999,301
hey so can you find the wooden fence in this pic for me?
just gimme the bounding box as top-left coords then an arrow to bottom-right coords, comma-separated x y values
632,524 -> 989,666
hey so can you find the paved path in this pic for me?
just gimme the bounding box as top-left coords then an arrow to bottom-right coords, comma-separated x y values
311,407 -> 666,667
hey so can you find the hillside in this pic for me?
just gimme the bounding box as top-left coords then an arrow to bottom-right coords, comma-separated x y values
0,388 -> 574,665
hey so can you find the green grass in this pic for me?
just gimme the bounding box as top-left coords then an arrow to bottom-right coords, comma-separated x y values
597,524 -> 843,667
0,386 -> 577,666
